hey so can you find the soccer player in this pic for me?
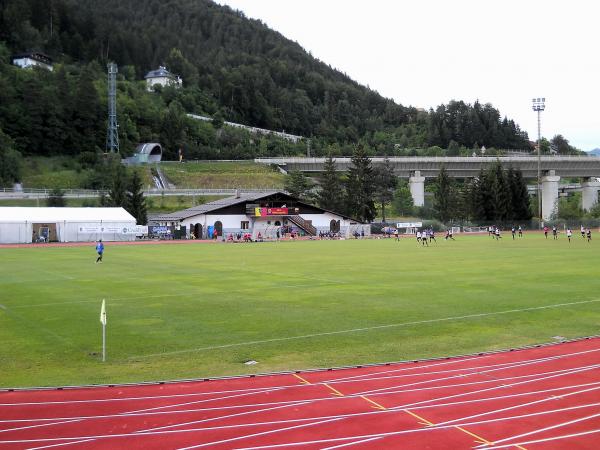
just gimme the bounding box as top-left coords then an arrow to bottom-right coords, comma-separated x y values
566,228 -> 572,242
587,228 -> 592,242
495,227 -> 501,240
416,230 -> 422,243
544,226 -> 549,239
95,240 -> 104,263
429,228 -> 436,243
511,226 -> 516,240
552,226 -> 558,240
581,225 -> 586,239
518,225 -> 523,238
421,231 -> 429,246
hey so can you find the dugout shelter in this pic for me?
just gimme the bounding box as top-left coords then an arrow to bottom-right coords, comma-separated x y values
0,207 -> 138,244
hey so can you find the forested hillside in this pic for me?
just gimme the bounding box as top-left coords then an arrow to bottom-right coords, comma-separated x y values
0,0 -> 533,172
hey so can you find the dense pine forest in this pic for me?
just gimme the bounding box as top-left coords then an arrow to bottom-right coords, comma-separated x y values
0,0 -> 538,167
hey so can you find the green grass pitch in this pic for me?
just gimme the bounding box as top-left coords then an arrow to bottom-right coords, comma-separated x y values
1,234 -> 599,388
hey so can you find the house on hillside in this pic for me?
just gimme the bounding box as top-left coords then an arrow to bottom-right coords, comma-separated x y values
11,52 -> 53,71
150,191 -> 368,240
144,66 -> 182,91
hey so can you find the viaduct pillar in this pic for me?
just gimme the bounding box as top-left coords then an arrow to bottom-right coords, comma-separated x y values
582,178 -> 600,211
409,171 -> 425,207
541,170 -> 560,221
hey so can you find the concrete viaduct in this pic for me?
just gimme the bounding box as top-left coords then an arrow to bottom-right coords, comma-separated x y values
256,156 -> 600,220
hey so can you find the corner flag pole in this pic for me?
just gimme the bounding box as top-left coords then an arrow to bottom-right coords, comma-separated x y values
100,299 -> 107,362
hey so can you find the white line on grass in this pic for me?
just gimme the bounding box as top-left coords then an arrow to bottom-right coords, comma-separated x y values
131,298 -> 600,359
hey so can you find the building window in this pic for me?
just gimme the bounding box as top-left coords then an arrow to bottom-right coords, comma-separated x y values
241,221 -> 249,230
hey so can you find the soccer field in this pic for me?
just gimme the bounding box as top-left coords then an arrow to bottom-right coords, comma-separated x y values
1,234 -> 599,388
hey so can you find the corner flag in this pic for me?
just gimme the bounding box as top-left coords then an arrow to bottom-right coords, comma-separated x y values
100,299 -> 107,362
100,299 -> 107,325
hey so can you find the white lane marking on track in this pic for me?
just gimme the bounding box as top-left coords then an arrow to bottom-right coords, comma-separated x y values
322,344 -> 600,384
1,380 -> 597,427
12,367 -> 600,450
474,410 -> 600,448
134,399 -> 314,433
436,384 -> 600,427
224,404 -> 600,449
480,427 -> 600,450
355,354 -> 600,397
0,419 -> 81,434
2,381 -> 599,428
5,345 -> 599,408
130,298 -> 600,359
27,439 -> 96,450
3,401 -> 600,448
0,358 -> 595,423
177,417 -> 345,450
380,363 -> 600,413
4,344 -> 600,446
319,436 -> 383,449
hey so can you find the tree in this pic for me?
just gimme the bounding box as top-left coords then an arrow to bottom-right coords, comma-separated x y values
316,154 -> 344,212
392,180 -> 414,216
126,170 -> 147,224
284,170 -> 314,201
489,162 -> 511,220
46,188 -> 66,207
550,135 -> 581,155
373,157 -> 397,222
0,128 -> 22,186
345,146 -> 376,222
508,168 -> 532,220
107,164 -> 127,207
433,166 -> 455,222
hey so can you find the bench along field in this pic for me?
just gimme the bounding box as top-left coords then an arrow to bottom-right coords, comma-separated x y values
1,234 -> 599,388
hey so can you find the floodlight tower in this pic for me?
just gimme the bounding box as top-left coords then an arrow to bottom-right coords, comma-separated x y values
106,63 -> 119,153
532,97 -> 545,223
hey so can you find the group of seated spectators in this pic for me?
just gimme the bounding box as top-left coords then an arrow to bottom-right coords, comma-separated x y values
227,232 -> 255,242
318,231 -> 341,239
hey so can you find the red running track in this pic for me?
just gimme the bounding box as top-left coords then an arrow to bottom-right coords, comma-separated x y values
2,338 -> 600,449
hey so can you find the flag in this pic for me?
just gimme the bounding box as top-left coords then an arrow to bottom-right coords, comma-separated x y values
100,299 -> 107,326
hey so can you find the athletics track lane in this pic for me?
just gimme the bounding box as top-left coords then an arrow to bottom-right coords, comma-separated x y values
1,337 -> 600,449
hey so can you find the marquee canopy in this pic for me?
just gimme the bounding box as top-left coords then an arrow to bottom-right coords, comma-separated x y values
0,207 -> 135,223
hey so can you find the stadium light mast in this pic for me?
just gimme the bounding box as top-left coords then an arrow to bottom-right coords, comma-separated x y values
106,63 -> 119,153
532,97 -> 545,224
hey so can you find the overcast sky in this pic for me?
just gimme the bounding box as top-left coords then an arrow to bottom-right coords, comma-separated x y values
216,0 -> 599,151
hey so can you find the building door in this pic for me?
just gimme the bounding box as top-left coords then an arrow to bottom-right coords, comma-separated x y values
214,221 -> 223,237
330,220 -> 340,233
194,223 -> 202,239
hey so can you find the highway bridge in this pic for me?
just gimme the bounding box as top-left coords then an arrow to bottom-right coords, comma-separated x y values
256,156 -> 600,220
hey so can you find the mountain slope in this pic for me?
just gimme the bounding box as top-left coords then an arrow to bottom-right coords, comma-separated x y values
0,0 -> 531,155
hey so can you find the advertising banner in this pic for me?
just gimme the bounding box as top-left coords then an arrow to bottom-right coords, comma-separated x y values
121,226 -> 148,235
78,226 -> 101,233
396,222 -> 423,228
254,207 -> 289,217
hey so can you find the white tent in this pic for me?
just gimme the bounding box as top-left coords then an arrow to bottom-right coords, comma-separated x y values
0,207 -> 137,244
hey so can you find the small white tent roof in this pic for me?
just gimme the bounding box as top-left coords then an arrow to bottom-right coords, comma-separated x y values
0,207 -> 136,223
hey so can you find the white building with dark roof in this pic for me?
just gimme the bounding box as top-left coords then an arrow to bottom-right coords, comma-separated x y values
151,191 -> 368,240
11,52 -> 53,71
144,66 -> 182,91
